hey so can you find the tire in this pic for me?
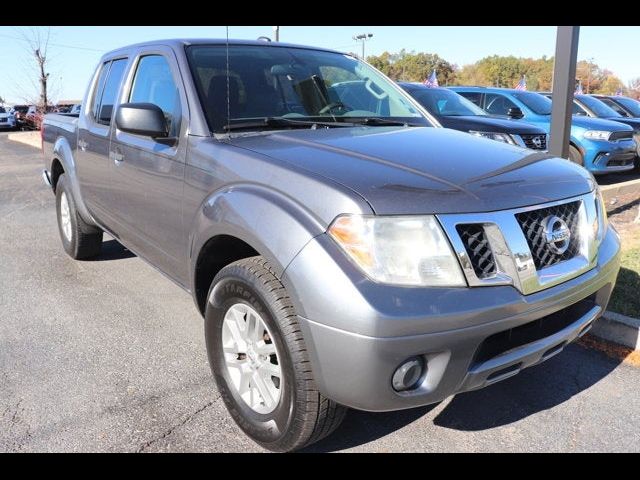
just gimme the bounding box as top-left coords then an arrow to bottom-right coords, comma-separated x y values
205,256 -> 346,452
568,145 -> 584,166
55,174 -> 103,259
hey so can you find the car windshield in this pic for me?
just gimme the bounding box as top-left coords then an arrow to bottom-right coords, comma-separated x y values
186,44 -> 429,133
406,87 -> 487,117
577,95 -> 622,118
512,91 -> 552,115
615,97 -> 640,117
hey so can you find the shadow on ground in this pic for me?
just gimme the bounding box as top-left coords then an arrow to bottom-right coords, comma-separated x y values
89,239 -> 136,262
304,343 -> 622,452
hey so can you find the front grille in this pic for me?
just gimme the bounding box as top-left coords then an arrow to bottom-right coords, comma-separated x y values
520,134 -> 547,150
472,294 -> 597,365
515,201 -> 581,270
456,224 -> 496,278
607,153 -> 636,167
0,118 -> 6,123
609,131 -> 633,141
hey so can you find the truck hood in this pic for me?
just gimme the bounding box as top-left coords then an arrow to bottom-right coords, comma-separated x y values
571,115 -> 634,131
231,126 -> 595,214
437,115 -> 545,135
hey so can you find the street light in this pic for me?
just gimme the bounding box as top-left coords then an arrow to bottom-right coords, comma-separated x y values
352,33 -> 373,60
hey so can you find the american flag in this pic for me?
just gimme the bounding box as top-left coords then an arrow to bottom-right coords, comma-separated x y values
423,70 -> 439,88
615,88 -> 624,96
575,81 -> 583,95
514,75 -> 527,91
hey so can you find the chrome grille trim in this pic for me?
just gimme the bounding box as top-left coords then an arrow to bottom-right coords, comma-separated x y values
437,192 -> 600,295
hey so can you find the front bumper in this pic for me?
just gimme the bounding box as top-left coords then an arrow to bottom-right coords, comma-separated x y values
584,138 -> 636,173
283,227 -> 621,412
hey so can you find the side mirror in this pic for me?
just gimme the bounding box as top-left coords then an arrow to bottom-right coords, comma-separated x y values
115,103 -> 168,138
507,107 -> 524,119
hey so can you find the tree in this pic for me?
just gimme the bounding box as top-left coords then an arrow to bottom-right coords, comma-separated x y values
628,77 -> 640,99
19,27 -> 53,112
367,50 -> 457,85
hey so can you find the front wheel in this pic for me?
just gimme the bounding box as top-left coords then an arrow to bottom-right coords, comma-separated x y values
568,145 -> 584,166
205,256 -> 346,452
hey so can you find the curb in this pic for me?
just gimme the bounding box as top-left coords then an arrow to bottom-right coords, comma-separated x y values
7,131 -> 40,149
591,310 -> 640,351
601,178 -> 640,205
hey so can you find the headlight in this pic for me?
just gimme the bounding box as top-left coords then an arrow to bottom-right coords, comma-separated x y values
469,131 -> 517,145
583,130 -> 612,141
328,214 -> 466,287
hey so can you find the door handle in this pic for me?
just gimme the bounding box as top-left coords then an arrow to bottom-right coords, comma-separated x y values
109,149 -> 124,164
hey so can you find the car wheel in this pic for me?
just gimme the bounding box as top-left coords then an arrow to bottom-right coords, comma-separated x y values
205,256 -> 347,452
55,174 -> 103,259
568,145 -> 584,166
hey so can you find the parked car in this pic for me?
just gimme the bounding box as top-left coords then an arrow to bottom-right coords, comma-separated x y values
26,105 -> 54,130
11,104 -> 29,129
42,39 -> 620,452
0,106 -> 17,130
399,83 -> 548,150
451,87 -> 636,173
591,95 -> 640,119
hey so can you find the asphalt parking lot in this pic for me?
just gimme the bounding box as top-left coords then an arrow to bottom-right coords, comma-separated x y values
1,132 -> 639,452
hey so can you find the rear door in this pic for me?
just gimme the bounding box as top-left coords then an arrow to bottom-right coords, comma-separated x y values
108,47 -> 189,282
76,57 -> 129,227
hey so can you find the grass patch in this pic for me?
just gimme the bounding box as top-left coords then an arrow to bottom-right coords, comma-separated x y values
608,246 -> 640,318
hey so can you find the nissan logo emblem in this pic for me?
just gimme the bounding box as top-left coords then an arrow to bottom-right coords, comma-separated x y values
542,215 -> 571,255
532,136 -> 542,148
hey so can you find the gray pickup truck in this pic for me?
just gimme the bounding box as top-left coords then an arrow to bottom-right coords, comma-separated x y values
42,39 -> 621,452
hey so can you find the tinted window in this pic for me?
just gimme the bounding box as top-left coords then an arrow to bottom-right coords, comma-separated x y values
186,45 -> 427,133
129,55 -> 182,137
599,97 -> 629,116
458,91 -> 482,107
408,88 -> 487,116
577,95 -> 621,118
512,91 -> 552,115
91,62 -> 110,120
615,97 -> 640,117
0,107 -> 5,113
96,58 -> 128,125
485,93 -> 517,115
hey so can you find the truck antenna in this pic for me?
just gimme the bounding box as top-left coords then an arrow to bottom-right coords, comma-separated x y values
226,26 -> 230,138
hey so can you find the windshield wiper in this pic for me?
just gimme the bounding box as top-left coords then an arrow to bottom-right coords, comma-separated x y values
223,117 -> 355,132
344,117 -> 422,127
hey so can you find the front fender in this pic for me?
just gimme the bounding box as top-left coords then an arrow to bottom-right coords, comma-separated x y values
188,183 -> 332,291
51,136 -> 96,225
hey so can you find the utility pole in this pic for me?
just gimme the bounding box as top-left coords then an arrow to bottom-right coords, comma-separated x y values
549,26 -> 580,159
273,26 -> 280,42
352,33 -> 373,60
586,57 -> 594,93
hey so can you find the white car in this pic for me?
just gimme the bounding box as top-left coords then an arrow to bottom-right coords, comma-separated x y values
0,106 -> 16,129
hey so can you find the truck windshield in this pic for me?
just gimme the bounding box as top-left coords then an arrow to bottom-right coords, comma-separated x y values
186,44 -> 429,133
512,91 -> 552,115
577,95 -> 622,118
407,87 -> 488,117
615,97 -> 640,117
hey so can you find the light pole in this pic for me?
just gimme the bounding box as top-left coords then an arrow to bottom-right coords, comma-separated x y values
352,33 -> 373,60
273,26 -> 280,42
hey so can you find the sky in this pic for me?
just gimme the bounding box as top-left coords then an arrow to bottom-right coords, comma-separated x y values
0,26 -> 638,104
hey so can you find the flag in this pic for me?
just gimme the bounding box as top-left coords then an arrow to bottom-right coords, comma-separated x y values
514,75 -> 527,91
615,88 -> 623,96
423,70 -> 439,88
575,80 -> 583,95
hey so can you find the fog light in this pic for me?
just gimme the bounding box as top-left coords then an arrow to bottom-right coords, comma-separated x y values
392,357 -> 425,392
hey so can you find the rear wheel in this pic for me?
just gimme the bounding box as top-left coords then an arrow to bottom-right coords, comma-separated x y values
568,145 -> 584,166
55,174 -> 103,259
205,256 -> 346,452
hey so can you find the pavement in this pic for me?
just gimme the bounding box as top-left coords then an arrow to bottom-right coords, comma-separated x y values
1,132 -> 639,453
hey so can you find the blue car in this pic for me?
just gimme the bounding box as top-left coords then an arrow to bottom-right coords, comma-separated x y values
450,87 -> 637,174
